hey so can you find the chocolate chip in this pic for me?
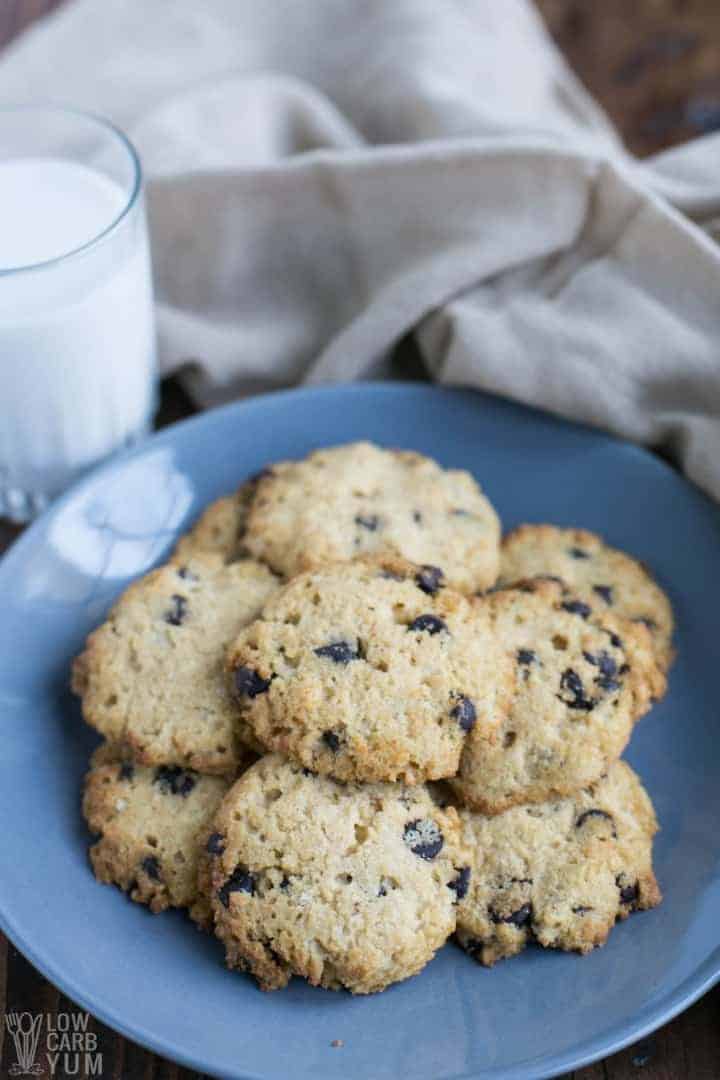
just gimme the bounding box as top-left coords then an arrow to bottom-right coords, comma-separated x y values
218,865 -> 256,907
568,547 -> 590,559
572,905 -> 594,915
616,876 -> 639,905
593,584 -> 613,605
490,902 -> 532,927
450,695 -> 476,732
176,566 -> 197,581
576,809 -> 618,838
206,832 -> 225,856
234,666 -> 272,698
408,614 -> 447,635
141,856 -> 161,881
609,632 -> 624,648
279,876 -> 291,891
413,510 -> 423,524
164,594 -> 188,626
583,650 -> 621,692
416,565 -> 444,596
584,650 -> 617,675
448,866 -> 471,901
558,669 -> 595,711
322,730 -> 342,752
517,649 -> 536,666
403,818 -> 444,860
118,762 -> 134,781
355,514 -> 379,531
314,641 -> 359,664
561,599 -> 591,619
153,766 -> 196,797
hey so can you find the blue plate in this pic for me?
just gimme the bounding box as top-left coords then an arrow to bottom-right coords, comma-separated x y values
0,384 -> 718,1080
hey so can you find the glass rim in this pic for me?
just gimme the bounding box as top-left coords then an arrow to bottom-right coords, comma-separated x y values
0,104 -> 143,277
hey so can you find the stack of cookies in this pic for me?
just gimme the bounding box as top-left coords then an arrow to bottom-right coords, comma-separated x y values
73,441 -> 671,995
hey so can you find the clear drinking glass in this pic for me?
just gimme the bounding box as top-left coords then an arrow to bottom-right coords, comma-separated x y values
0,106 -> 157,522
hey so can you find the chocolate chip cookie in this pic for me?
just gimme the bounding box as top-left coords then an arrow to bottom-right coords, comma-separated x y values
499,524 -> 674,668
83,742 -> 239,924
72,552 -> 279,774
209,754 -> 468,993
455,761 -> 661,964
243,442 -> 500,593
227,557 -> 512,784
451,579 -> 665,812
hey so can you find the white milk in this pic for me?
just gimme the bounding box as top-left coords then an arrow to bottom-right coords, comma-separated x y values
0,157 -> 156,517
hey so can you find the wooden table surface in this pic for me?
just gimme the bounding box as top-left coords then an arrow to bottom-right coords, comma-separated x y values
0,3 -> 718,1078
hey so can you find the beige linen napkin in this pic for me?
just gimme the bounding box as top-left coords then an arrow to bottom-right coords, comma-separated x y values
1,0 -> 719,499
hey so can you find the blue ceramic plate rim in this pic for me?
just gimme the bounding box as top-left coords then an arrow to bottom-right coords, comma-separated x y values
0,382 -> 718,1080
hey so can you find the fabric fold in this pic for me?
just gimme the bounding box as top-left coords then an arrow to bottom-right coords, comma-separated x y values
0,0 -> 718,499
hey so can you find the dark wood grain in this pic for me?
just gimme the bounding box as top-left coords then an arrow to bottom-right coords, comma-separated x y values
536,0 -> 720,157
0,5 -> 718,1079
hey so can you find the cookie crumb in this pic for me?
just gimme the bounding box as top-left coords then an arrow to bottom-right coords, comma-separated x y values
331,1039 -> 344,1048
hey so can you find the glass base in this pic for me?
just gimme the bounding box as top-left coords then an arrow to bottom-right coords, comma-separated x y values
0,485 -> 51,524
0,411 -> 156,525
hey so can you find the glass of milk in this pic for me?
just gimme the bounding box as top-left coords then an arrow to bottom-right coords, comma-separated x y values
0,106 -> 157,522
